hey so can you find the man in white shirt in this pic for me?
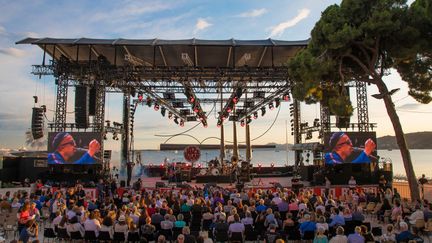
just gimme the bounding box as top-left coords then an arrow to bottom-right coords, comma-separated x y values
51,211 -> 63,229
271,193 -> 282,205
408,204 -> 424,225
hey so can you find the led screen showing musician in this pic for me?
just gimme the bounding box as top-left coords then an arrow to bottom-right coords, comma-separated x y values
47,132 -> 101,165
323,132 -> 377,165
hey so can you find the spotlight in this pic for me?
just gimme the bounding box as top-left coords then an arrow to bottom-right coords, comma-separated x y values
313,118 -> 320,127
240,120 -> 245,127
275,98 -> 281,108
138,92 -> 144,101
217,120 -> 222,128
146,97 -> 152,107
174,116 -> 179,125
269,102 -> 274,110
233,97 -> 238,104
161,107 -> 166,117
154,103 -> 160,111
253,112 -> 258,119
180,119 -> 185,127
261,107 -> 266,116
168,112 -> 173,119
202,120 -> 208,127
246,116 -> 252,124
283,93 -> 290,101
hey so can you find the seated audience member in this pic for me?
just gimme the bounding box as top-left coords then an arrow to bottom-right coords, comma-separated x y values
380,224 -> 396,243
329,208 -> 345,227
347,226 -> 365,243
395,222 -> 413,243
66,216 -> 85,237
329,226 -> 348,243
84,211 -> 101,236
114,215 -> 129,238
299,214 -> 316,237
314,226 -> 329,243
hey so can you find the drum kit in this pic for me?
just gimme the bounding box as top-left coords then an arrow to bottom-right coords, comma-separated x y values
202,156 -> 240,176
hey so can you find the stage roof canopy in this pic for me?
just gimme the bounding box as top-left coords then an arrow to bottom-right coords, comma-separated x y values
17,37 -> 308,68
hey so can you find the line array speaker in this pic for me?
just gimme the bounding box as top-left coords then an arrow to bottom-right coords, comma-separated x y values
75,86 -> 89,128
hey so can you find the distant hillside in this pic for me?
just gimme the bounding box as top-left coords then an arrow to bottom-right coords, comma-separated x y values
377,131 -> 432,149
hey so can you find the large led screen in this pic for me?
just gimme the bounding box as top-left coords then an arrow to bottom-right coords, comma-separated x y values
323,132 -> 377,165
47,132 -> 102,165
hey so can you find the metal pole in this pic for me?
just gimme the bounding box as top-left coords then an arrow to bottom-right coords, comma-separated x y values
121,92 -> 131,186
232,107 -> 239,160
220,92 -> 225,163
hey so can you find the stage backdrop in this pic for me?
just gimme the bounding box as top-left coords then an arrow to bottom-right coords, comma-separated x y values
47,132 -> 102,165
323,132 -> 377,164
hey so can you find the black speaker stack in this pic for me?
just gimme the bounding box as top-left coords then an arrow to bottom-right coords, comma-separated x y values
31,107 -> 44,139
75,86 -> 89,128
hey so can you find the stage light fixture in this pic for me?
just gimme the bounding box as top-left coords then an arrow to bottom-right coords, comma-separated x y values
313,118 -> 320,127
253,112 -> 258,119
240,120 -> 245,127
283,93 -> 290,101
275,98 -> 281,108
161,107 -> 166,117
246,116 -> 252,124
269,102 -> 275,110
261,107 -> 266,116
180,119 -> 185,127
138,92 -> 144,101
146,97 -> 152,107
154,103 -> 160,111
217,120 -> 222,128
202,120 -> 208,127
168,112 -> 173,119
174,116 -> 179,125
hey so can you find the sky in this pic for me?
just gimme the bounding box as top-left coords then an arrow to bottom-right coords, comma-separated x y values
0,0 -> 430,152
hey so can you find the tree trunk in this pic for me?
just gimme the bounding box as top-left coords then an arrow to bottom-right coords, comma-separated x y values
375,79 -> 420,201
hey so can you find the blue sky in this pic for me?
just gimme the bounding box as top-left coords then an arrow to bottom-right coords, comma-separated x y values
0,0 -> 430,151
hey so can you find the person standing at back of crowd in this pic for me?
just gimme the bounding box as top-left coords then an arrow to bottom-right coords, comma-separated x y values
419,174 -> 428,200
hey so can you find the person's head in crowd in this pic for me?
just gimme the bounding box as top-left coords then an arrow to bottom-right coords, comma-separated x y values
386,224 -> 394,234
182,226 -> 190,235
336,226 -> 344,235
157,235 -> 166,243
118,215 -> 126,225
234,214 -> 240,222
177,234 -> 185,243
102,216 -> 113,227
318,216 -> 326,224
303,214 -> 311,221
275,240 -> 285,243
399,221 -> 409,232
354,226 -> 362,234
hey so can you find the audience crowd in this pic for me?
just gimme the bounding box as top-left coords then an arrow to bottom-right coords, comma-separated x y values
0,177 -> 431,243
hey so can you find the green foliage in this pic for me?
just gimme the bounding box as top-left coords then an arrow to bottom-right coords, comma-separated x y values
288,0 -> 432,116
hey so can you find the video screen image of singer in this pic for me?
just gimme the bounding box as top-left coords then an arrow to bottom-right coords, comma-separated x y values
47,132 -> 102,165
323,132 -> 378,165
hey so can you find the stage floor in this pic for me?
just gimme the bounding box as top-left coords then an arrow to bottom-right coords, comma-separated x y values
137,176 -> 310,189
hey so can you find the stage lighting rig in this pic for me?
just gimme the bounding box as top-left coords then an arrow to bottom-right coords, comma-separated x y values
154,103 -> 160,111
269,102 -> 274,110
240,120 -> 245,127
253,112 -> 258,119
283,93 -> 290,101
174,116 -> 179,125
161,107 -> 166,117
246,116 -> 252,124
146,97 -> 152,107
138,92 -> 144,101
261,107 -> 266,116
168,112 -> 173,119
275,98 -> 281,108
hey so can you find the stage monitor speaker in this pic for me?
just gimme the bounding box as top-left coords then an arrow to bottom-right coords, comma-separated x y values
89,87 -> 96,116
156,181 -> 166,188
31,107 -> 44,139
75,86 -> 89,128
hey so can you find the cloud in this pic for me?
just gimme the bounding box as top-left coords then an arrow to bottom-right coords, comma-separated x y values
237,8 -> 267,18
195,18 -> 212,32
0,25 -> 5,35
397,103 -> 422,110
269,8 -> 310,37
0,47 -> 26,57
90,1 -> 173,23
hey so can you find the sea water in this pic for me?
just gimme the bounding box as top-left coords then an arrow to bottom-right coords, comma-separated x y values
110,149 -> 432,178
